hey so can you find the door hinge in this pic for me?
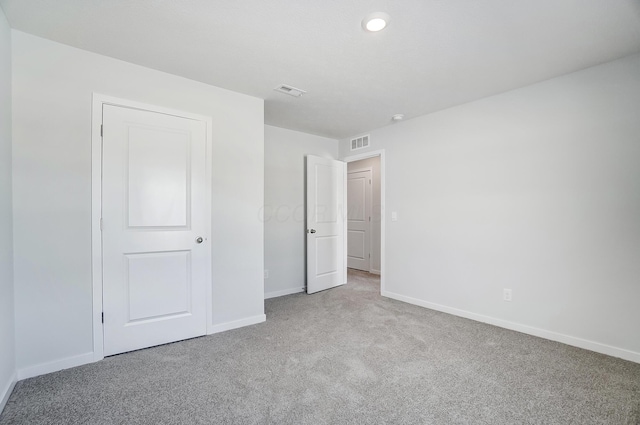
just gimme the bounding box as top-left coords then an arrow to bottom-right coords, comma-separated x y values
369,216 -> 371,222
100,124 -> 103,138
369,179 -> 372,184
100,218 -> 103,231
101,312 -> 104,323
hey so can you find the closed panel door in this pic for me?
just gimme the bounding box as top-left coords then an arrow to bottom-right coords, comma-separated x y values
347,170 -> 372,271
306,155 -> 345,294
102,104 -> 209,356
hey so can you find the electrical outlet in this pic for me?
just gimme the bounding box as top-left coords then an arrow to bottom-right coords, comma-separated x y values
391,211 -> 398,222
503,288 -> 512,302
264,270 -> 269,279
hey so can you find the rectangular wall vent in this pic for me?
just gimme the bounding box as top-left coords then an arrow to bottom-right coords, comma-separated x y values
350,135 -> 370,151
273,84 -> 306,97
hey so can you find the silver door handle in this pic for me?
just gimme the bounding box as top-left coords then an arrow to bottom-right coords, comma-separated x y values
307,229 -> 316,234
196,237 -> 204,244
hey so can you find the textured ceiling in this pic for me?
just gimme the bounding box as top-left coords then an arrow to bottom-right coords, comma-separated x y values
2,0 -> 640,139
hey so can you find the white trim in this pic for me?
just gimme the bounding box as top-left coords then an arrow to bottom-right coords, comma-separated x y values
265,287 -> 305,299
343,162 -> 348,284
347,166 -> 373,174
208,315 -> 266,334
201,109 -> 214,335
91,93 -> 214,359
16,352 -> 95,381
369,269 -> 381,275
382,290 -> 640,364
0,372 -> 17,414
342,149 -> 386,294
91,94 -> 103,361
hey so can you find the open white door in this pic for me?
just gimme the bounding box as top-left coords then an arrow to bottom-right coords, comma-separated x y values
306,155 -> 346,294
102,104 -> 210,356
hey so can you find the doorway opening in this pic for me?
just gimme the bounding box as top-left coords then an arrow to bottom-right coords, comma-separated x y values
343,150 -> 385,293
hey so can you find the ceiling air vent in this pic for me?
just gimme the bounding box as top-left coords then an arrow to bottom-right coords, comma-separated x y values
273,84 -> 306,97
350,135 -> 370,151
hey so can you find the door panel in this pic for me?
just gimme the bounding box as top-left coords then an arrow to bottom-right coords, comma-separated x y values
347,230 -> 366,259
125,251 -> 191,321
347,170 -> 372,271
306,156 -> 345,294
102,104 -> 209,356
127,127 -> 190,228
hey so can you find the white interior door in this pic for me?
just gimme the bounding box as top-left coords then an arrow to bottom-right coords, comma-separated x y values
306,155 -> 346,294
347,170 -> 372,271
102,104 -> 209,356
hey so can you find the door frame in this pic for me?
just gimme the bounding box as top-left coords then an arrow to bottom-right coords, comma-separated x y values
342,149 -> 385,294
91,93 -> 213,361
346,167 -> 373,273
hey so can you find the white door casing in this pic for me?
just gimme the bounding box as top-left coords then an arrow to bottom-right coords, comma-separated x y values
306,155 -> 346,294
347,169 -> 372,271
101,103 -> 210,356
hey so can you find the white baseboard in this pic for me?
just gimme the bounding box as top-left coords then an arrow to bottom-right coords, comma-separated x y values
13,315 -> 267,382
264,287 -> 305,299
208,314 -> 266,335
17,352 -> 95,381
0,371 -> 17,414
369,269 -> 381,275
382,290 -> 640,364
11,314 -> 266,384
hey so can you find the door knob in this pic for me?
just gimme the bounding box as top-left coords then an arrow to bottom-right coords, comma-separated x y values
196,237 -> 204,244
308,229 -> 316,234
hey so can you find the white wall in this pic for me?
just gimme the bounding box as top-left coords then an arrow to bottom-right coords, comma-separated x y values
0,5 -> 16,411
347,156 -> 381,274
339,54 -> 640,362
264,125 -> 338,298
12,31 -> 265,375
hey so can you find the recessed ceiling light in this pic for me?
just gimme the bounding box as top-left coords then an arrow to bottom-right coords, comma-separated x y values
362,12 -> 390,32
392,114 -> 405,121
